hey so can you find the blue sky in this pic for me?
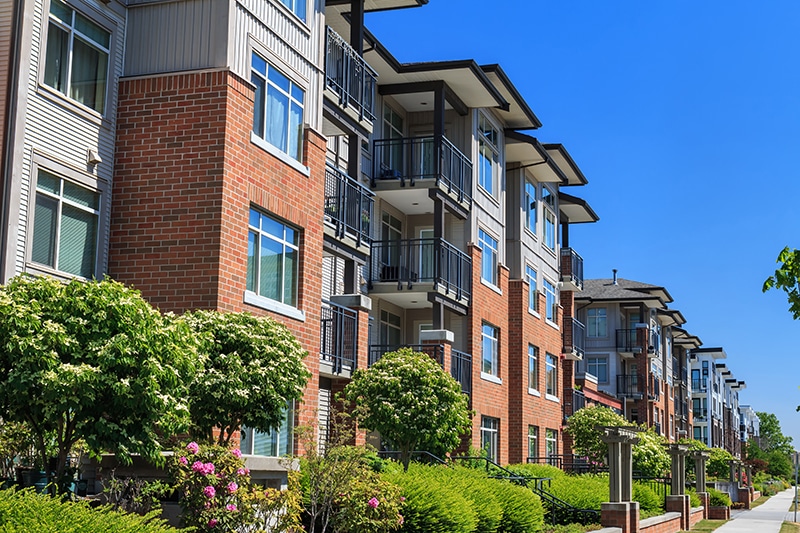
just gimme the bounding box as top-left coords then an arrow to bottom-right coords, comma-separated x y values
367,1 -> 800,445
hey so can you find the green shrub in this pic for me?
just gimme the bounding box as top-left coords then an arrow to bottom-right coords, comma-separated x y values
686,488 -> 701,507
632,483 -> 662,513
384,464 -> 477,533
707,487 -> 732,507
436,466 -> 502,533
0,488 -> 180,532
506,463 -> 566,481
487,479 -> 544,533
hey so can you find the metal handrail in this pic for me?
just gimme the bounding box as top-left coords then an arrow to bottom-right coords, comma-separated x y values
324,164 -> 373,247
368,343 -> 444,367
451,349 -> 472,396
324,26 -> 377,122
319,300 -> 358,373
560,247 -> 584,290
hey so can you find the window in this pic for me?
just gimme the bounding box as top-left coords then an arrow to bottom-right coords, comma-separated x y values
526,265 -> 538,312
247,208 -> 299,307
240,403 -> 294,456
528,425 -> 539,460
543,279 -> 558,323
279,0 -> 306,21
481,416 -> 499,462
545,428 -> 558,461
252,53 -> 305,162
693,426 -> 702,441
545,353 -> 558,397
477,113 -> 500,197
31,169 -> 100,278
379,310 -> 401,348
382,104 -> 404,172
481,323 -> 499,377
542,186 -> 556,251
587,308 -> 607,337
586,356 -> 608,383
478,228 -> 498,285
44,0 -> 110,114
528,345 -> 539,391
525,180 -> 537,233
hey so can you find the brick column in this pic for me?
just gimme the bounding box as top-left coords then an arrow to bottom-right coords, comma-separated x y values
419,329 -> 454,376
666,495 -> 691,531
693,450 -> 710,519
698,492 -> 710,519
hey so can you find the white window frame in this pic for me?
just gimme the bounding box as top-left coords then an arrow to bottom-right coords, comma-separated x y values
545,428 -> 558,459
526,264 -> 538,314
525,179 -> 537,235
587,307 -> 607,337
542,185 -> 557,252
477,113 -> 500,198
480,416 -> 499,462
527,425 -> 539,460
277,0 -> 307,22
586,355 -> 609,383
543,278 -> 559,325
528,344 -> 540,394
481,322 -> 500,380
478,227 -> 499,286
240,402 -> 295,457
545,352 -> 558,399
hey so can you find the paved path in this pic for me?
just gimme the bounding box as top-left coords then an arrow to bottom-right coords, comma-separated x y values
712,488 -> 797,532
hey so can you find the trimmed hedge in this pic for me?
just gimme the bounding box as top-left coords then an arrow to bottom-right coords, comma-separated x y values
707,487 -> 732,507
0,488 -> 180,532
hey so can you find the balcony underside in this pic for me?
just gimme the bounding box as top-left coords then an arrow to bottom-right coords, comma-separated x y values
368,285 -> 469,315
323,229 -> 370,262
371,179 -> 470,219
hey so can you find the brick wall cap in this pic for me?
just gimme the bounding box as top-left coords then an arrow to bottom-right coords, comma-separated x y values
420,329 -> 455,343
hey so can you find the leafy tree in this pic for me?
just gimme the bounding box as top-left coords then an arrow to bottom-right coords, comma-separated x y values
756,412 -> 794,454
764,247 -> 800,319
342,348 -> 471,471
632,429 -> 670,477
0,276 -> 199,489
183,310 -> 311,445
564,405 -> 632,463
707,447 -> 735,479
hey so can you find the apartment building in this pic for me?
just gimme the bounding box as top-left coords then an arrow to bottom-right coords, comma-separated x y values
740,405 -> 760,448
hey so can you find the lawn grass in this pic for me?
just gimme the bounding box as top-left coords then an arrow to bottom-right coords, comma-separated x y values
750,495 -> 768,508
780,522 -> 800,533
677,519 -> 727,532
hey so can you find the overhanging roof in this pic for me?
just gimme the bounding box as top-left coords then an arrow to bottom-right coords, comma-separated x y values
658,308 -> 686,327
504,131 -> 565,183
326,0 -> 428,12
543,143 -> 588,186
481,64 -> 542,130
559,191 -> 599,224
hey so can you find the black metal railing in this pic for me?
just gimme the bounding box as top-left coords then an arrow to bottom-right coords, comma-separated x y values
527,454 -> 599,474
691,379 -> 707,392
565,389 -> 586,418
320,300 -> 358,373
653,422 -> 662,435
560,247 -> 584,291
563,317 -> 586,358
633,475 -> 671,508
368,238 -> 471,302
693,408 -> 708,419
324,26 -> 377,123
368,343 -> 444,367
371,135 -> 472,204
649,376 -> 661,401
324,164 -> 373,247
451,349 -> 472,396
616,328 -> 643,353
528,477 -> 601,525
616,374 -> 644,397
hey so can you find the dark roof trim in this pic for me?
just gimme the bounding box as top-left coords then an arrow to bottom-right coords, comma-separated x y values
543,143 -> 588,185
574,295 -> 662,303
558,191 -> 600,223
325,0 -> 428,13
481,64 -> 542,129
505,130 -> 551,162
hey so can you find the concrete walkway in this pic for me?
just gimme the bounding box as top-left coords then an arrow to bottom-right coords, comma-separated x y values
712,488 -> 797,532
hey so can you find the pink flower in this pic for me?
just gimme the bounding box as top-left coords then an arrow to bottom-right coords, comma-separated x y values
179,456 -> 188,465
400,496 -> 406,502
191,461 -> 205,473
227,482 -> 238,494
204,462 -> 216,475
208,518 -> 218,527
231,448 -> 242,458
368,497 -> 380,509
226,503 -> 237,512
236,468 -> 247,476
398,514 -> 404,526
203,485 -> 216,499
186,442 -> 199,454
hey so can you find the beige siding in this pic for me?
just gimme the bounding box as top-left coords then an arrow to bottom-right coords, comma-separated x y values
0,0 -> 13,163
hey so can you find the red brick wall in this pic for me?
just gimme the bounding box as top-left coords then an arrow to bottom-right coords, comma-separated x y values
111,69 -> 325,452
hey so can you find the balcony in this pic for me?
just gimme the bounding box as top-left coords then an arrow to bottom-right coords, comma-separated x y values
693,408 -> 708,421
691,379 -> 708,392
368,238 -> 471,311
369,343 -> 444,367
560,247 -> 584,291
451,349 -> 472,397
324,164 -> 373,256
371,135 -> 472,217
562,317 -> 586,361
648,376 -> 661,402
565,389 -> 587,419
319,300 -> 358,376
616,328 -> 644,356
654,422 -> 662,436
324,26 -> 377,126
616,374 -> 644,399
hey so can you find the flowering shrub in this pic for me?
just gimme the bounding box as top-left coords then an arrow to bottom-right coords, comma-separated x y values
169,442 -> 255,531
332,474 -> 404,533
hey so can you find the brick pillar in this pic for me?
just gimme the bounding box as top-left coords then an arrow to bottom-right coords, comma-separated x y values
419,329 -> 454,372
666,495 -> 691,530
600,426 -> 641,532
601,502 -> 640,533
667,444 -> 689,495
698,492 -> 710,519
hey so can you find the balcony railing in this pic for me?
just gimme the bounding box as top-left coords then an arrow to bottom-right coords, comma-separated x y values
562,317 -> 586,359
320,300 -> 358,373
691,379 -> 708,392
368,238 -> 471,302
565,389 -> 586,418
616,328 -> 644,353
693,408 -> 708,420
649,376 -> 661,401
451,349 -> 472,397
616,374 -> 644,397
368,343 -> 444,367
324,164 -> 373,248
325,26 -> 377,123
560,247 -> 584,291
654,422 -> 662,436
371,135 -> 472,205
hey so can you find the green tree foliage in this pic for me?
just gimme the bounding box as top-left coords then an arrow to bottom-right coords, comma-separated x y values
342,348 -> 472,471
183,310 -> 310,445
0,276 -> 199,489
564,405 -> 632,463
707,447 -> 735,479
764,247 -> 800,319
756,412 -> 794,455
631,429 -> 670,478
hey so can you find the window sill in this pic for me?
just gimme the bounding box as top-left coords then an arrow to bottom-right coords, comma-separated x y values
528,308 -> 541,319
251,132 -> 310,177
37,84 -> 110,129
546,319 -> 560,331
545,394 -> 560,403
480,278 -> 503,295
243,291 -> 305,322
480,372 -> 502,385
477,184 -> 500,205
25,262 -> 92,282
528,388 -> 541,397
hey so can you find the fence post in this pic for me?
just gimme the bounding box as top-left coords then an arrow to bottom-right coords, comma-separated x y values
599,426 -> 641,533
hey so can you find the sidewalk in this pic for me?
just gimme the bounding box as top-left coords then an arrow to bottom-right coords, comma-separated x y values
712,488 -> 796,532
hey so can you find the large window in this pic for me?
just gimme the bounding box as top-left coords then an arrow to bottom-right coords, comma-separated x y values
240,403 -> 294,456
44,0 -> 110,114
482,323 -> 499,377
525,180 -> 537,233
382,104 -> 404,172
527,425 -> 539,460
545,428 -> 558,460
478,228 -> 498,286
542,186 -> 556,251
279,0 -> 306,21
526,265 -> 538,312
587,307 -> 607,337
545,353 -> 558,397
247,208 -> 299,307
543,278 -> 558,323
586,356 -> 608,383
252,53 -> 305,162
477,114 -> 499,197
528,344 -> 539,391
31,169 -> 100,278
481,416 -> 499,462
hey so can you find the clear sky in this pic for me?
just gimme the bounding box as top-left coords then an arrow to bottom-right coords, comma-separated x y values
366,1 -> 800,446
